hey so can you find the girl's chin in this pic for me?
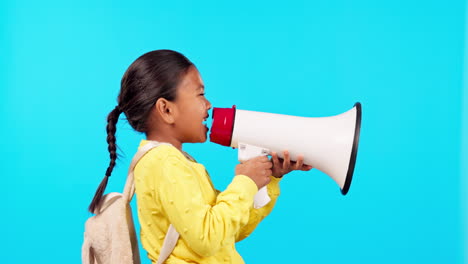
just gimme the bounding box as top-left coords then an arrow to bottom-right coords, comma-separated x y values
203,125 -> 209,140
194,138 -> 207,144
194,133 -> 208,143
201,132 -> 208,142
191,126 -> 209,143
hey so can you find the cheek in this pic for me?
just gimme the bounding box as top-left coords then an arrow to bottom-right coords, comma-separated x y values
197,99 -> 206,110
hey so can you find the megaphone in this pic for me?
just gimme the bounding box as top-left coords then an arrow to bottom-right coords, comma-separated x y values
209,103 -> 361,206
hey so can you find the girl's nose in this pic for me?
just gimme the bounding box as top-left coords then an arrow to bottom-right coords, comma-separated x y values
206,99 -> 212,110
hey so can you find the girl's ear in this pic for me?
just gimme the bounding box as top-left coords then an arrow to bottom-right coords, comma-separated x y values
155,98 -> 176,124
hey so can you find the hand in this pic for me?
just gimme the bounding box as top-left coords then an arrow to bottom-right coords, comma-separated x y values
235,156 -> 273,189
271,150 -> 313,178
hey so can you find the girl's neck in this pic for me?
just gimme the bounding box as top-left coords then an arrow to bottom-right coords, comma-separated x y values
146,132 -> 182,151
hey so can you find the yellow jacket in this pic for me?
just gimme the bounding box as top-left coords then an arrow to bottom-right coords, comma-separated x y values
134,140 -> 281,264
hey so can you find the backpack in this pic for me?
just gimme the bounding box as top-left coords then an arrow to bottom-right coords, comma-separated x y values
82,141 -> 180,264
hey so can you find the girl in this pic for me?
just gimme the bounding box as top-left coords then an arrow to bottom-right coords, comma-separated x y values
88,50 -> 312,264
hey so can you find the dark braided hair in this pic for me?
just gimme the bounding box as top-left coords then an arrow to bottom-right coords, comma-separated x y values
88,50 -> 194,213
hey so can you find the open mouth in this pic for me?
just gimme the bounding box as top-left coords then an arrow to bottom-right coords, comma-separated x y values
202,115 -> 209,126
203,113 -> 211,135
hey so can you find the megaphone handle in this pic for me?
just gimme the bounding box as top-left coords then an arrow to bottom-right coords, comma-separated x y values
253,186 -> 270,209
238,143 -> 271,209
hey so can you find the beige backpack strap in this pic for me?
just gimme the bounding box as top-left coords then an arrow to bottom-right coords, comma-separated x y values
123,141 -> 167,202
156,225 -> 180,264
123,141 -> 181,264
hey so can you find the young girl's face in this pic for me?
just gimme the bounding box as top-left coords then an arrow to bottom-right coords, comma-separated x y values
173,66 -> 212,143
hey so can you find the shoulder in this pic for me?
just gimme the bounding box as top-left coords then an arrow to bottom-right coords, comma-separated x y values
139,144 -> 182,163
134,144 -> 187,186
137,143 -> 193,172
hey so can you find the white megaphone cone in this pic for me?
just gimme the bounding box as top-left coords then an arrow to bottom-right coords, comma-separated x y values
209,103 -> 361,207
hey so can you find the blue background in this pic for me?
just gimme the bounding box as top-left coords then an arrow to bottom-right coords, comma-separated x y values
2,0 -> 466,263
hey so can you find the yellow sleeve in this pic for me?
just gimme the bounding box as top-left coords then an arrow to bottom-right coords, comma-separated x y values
157,155 -> 258,257
235,176 -> 281,242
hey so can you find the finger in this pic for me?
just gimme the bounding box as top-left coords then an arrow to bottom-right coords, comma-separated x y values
266,169 -> 272,176
258,156 -> 270,163
302,165 -> 313,171
295,155 -> 304,170
271,152 -> 280,167
265,161 -> 273,169
283,150 -> 291,169
265,176 -> 271,185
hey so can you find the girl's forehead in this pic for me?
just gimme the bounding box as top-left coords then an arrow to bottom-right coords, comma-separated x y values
178,67 -> 204,92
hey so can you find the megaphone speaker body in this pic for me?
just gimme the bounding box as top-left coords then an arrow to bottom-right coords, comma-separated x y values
210,103 -> 361,195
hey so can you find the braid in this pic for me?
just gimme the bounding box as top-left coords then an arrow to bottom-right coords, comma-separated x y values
105,106 -> 121,176
88,106 -> 122,213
